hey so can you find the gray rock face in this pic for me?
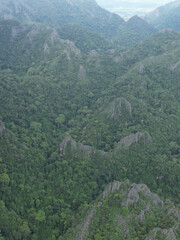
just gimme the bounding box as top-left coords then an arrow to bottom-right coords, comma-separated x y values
138,210 -> 145,225
75,208 -> 97,240
116,132 -> 152,150
163,228 -> 177,240
168,208 -> 180,220
115,214 -> 130,235
89,50 -> 98,57
43,42 -> 49,53
60,136 -> 107,156
122,183 -> 164,208
60,39 -> 81,56
59,39 -> 81,61
103,181 -> 121,199
60,136 -> 94,155
75,181 -> 122,240
49,29 -> 61,44
171,60 -> 180,71
105,98 -> 132,120
78,65 -> 87,81
27,25 -> 41,42
0,121 -> 6,133
137,63 -> 145,73
72,181 -> 179,240
145,228 -> 177,240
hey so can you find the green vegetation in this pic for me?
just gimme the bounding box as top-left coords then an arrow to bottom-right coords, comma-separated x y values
0,0 -> 158,47
58,24 -> 113,53
113,16 -> 157,47
61,181 -> 180,240
144,0 -> 180,31
0,0 -> 124,38
0,3 -> 180,239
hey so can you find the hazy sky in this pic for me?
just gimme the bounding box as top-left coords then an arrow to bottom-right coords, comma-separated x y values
96,0 -> 173,6
96,0 -> 174,19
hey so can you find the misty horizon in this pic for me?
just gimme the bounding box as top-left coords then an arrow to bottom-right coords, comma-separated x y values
96,0 -> 175,19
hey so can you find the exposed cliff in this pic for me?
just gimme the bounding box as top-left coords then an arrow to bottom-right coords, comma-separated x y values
62,180 -> 180,240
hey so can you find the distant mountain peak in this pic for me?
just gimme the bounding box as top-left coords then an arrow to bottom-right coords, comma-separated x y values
127,15 -> 150,25
0,0 -> 124,38
144,0 -> 180,31
128,15 -> 141,21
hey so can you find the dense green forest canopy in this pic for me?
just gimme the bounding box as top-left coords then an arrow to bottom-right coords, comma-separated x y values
0,0 -> 180,239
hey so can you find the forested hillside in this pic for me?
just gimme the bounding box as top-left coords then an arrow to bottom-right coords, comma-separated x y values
112,15 -> 157,47
0,0 -> 180,240
144,0 -> 180,31
0,0 -> 124,38
0,0 -> 157,47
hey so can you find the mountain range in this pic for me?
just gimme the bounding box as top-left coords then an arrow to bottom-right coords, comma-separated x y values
0,0 -> 124,38
144,0 -> 180,31
0,0 -> 158,47
0,0 -> 180,240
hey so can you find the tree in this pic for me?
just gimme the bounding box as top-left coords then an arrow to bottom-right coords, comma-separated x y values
0,173 -> 10,185
55,114 -> 65,128
35,210 -> 46,222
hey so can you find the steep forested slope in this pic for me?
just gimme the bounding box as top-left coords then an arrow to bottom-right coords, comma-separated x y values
0,0 -> 124,38
0,19 -> 180,240
113,15 -> 157,47
144,0 -> 180,31
62,181 -> 180,240
0,0 -> 159,47
57,24 -> 113,53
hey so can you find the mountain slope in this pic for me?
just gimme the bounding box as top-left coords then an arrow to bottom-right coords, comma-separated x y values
144,0 -> 180,31
57,24 -> 113,53
0,20 -> 180,240
0,20 -> 84,73
62,181 -> 180,240
0,0 -> 124,38
0,0 -> 159,46
113,15 -> 157,47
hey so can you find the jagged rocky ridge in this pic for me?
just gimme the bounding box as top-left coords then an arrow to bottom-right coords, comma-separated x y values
62,181 -> 180,240
60,135 -> 107,156
104,98 -> 132,120
115,132 -> 152,150
60,131 -> 152,156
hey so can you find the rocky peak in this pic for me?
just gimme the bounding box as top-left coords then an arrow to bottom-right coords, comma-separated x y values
60,135 -> 107,156
145,227 -> 177,240
121,183 -> 164,208
170,60 -> 180,71
103,181 -> 121,199
105,98 -> 132,120
27,25 -> 41,42
116,132 -> 152,150
72,181 -> 180,240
